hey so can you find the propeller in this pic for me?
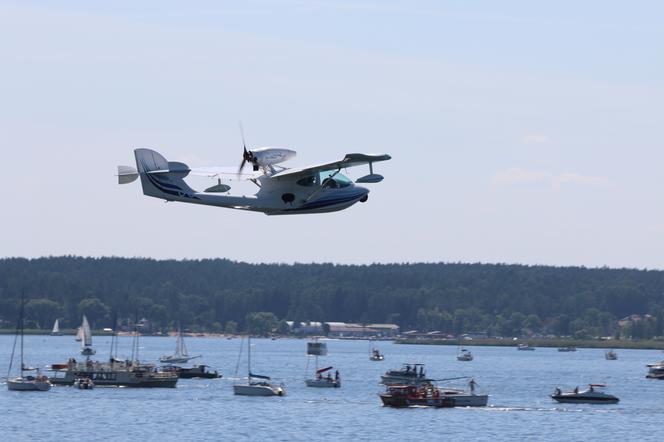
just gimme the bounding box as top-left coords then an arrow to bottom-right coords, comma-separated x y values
238,122 -> 259,174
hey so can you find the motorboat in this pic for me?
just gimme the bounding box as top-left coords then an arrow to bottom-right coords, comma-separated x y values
457,348 -> 474,361
517,344 -> 535,351
646,361 -> 664,379
74,377 -> 94,389
6,294 -> 52,392
233,336 -> 285,396
605,350 -> 617,360
162,364 -> 221,379
557,346 -> 577,352
381,363 -> 433,386
379,381 -> 488,408
551,384 -> 619,404
159,328 -> 201,364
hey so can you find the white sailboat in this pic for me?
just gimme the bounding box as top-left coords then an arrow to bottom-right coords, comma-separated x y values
159,328 -> 201,364
50,319 -> 62,336
233,336 -> 285,396
305,339 -> 340,388
80,315 -> 96,356
456,337 -> 474,361
7,294 -> 51,391
74,326 -> 83,342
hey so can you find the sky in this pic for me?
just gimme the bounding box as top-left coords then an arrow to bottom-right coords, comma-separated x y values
1,0 -> 663,268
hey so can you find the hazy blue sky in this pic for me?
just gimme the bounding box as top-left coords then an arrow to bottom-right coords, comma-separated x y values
1,1 -> 663,267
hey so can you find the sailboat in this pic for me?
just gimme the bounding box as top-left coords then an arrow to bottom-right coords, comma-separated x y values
80,315 -> 96,356
7,294 -> 51,391
50,319 -> 62,336
305,339 -> 340,388
159,328 -> 201,364
74,326 -> 83,342
456,337 -> 473,361
233,336 -> 285,396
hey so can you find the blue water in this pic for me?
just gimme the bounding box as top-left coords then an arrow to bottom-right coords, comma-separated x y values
1,336 -> 662,441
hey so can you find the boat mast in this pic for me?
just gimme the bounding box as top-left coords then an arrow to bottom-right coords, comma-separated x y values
247,334 -> 251,381
19,293 -> 24,376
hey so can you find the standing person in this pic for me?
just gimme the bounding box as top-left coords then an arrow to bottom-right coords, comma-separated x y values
469,378 -> 477,394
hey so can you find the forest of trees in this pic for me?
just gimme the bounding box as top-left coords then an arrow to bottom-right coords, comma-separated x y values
0,257 -> 663,339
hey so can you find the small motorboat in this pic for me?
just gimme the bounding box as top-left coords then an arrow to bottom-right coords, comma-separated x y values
73,377 -> 94,389
517,344 -> 535,351
557,346 -> 577,352
161,364 -> 222,379
605,350 -> 617,360
646,361 -> 664,379
551,384 -> 619,404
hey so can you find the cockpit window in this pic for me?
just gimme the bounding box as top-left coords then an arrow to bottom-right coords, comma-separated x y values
296,175 -> 318,187
319,171 -> 352,188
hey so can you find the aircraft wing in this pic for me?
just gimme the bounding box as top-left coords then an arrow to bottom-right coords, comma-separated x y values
270,153 -> 391,179
189,166 -> 261,181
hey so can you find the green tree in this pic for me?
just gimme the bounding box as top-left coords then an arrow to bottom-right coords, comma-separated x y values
25,298 -> 62,329
246,312 -> 278,335
77,298 -> 110,328
225,320 -> 238,334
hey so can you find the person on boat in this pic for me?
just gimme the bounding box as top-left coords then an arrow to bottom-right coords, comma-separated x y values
406,365 -> 411,373
589,385 -> 594,392
574,386 -> 579,393
335,370 -> 339,381
418,366 -> 424,377
554,387 -> 561,396
469,378 -> 477,393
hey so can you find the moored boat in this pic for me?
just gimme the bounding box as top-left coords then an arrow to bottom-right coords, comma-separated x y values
74,377 -> 94,389
517,344 -> 535,351
305,339 -> 340,388
551,384 -> 619,404
233,336 -> 285,396
457,348 -> 474,361
159,328 -> 201,364
557,346 -> 577,352
6,294 -> 52,392
48,359 -> 178,388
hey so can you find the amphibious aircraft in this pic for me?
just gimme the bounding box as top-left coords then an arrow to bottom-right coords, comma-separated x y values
118,142 -> 391,215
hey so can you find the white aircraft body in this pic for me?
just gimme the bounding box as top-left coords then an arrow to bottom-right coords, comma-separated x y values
119,145 -> 390,215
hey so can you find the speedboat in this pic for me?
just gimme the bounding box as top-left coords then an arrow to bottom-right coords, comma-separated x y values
517,344 -> 535,351
162,364 -> 221,379
646,361 -> 664,379
370,348 -> 384,361
551,384 -> 619,404
557,346 -> 577,352
381,364 -> 433,386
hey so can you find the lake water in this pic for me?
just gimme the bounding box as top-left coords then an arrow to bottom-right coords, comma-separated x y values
1,335 -> 662,441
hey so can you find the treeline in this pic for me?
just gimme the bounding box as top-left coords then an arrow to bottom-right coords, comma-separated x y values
0,257 -> 663,339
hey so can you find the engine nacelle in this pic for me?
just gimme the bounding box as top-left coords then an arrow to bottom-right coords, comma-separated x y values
250,147 -> 296,167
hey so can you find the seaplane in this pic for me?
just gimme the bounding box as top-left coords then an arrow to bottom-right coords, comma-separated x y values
118,134 -> 391,215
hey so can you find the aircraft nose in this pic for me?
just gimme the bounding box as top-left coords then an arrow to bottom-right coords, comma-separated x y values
356,186 -> 369,202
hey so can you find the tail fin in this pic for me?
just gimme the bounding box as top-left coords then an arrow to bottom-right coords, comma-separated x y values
133,148 -> 198,201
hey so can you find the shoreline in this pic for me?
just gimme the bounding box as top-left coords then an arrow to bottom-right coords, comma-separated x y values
394,338 -> 664,351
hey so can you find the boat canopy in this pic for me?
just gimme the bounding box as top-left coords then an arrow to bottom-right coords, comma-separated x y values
249,372 -> 271,380
316,366 -> 334,374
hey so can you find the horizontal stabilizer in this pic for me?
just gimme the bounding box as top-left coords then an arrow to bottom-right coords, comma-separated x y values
117,165 -> 139,184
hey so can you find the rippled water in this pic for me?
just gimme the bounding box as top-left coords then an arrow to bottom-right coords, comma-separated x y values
1,335 -> 662,441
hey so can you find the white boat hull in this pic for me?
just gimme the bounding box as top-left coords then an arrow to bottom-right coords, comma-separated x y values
305,378 -> 340,388
233,383 -> 285,396
7,377 -> 51,391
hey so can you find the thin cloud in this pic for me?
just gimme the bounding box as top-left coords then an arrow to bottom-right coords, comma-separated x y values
521,134 -> 551,144
494,168 -> 610,189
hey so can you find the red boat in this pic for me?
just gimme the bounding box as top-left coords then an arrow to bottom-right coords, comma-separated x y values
380,383 -> 488,408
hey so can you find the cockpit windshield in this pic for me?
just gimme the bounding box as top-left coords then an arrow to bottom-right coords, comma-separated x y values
320,171 -> 352,188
